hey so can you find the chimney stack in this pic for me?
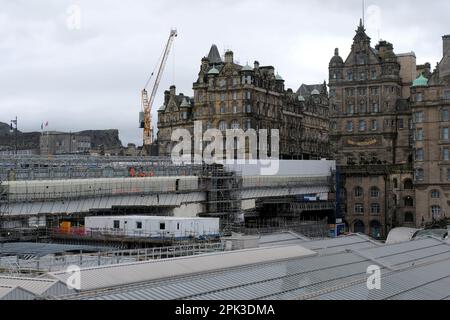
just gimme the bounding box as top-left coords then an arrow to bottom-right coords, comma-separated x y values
170,85 -> 176,95
224,50 -> 234,64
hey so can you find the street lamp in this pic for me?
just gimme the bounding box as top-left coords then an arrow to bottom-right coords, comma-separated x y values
10,116 -> 18,155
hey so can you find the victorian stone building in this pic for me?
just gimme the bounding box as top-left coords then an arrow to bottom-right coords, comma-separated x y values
330,20 -> 450,238
410,35 -> 450,226
329,20 -> 417,238
157,44 -> 331,160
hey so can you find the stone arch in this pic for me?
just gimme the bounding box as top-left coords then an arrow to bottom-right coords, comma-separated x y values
353,220 -> 365,234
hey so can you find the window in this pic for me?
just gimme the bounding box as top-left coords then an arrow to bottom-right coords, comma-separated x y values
416,148 -> 424,161
416,129 -> 424,141
359,102 -> 367,113
113,220 -> 120,229
447,169 -> 450,181
360,72 -> 366,80
219,121 -> 227,131
181,111 -> 188,120
232,92 -> 237,100
359,120 -> 366,132
443,148 -> 450,161
431,206 -> 442,219
347,72 -> 353,81
220,105 -> 225,114
232,78 -> 239,86
414,112 -> 424,123
372,103 -> 379,113
404,212 -> 414,223
398,119 -> 404,129
416,93 -> 423,102
404,196 -> 414,207
347,104 -> 354,114
442,128 -> 449,140
442,109 -> 449,121
245,91 -> 251,99
159,223 -> 166,230
354,187 -> 364,198
371,204 -> 381,214
136,221 -> 142,229
371,70 -> 377,80
415,168 -> 424,181
347,121 -> 353,132
404,179 -> 414,190
246,104 -> 252,113
355,204 -> 364,214
231,119 -> 240,129
232,104 -> 238,114
177,223 -> 180,230
219,79 -> 226,88
220,93 -> 225,101
358,88 -> 367,96
245,119 -> 252,130
370,187 -> 380,198
431,190 -> 440,199
444,90 -> 450,100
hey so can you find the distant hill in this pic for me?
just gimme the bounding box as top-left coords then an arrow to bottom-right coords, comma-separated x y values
0,122 -> 123,151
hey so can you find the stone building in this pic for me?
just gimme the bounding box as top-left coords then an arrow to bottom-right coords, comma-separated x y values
157,44 -> 331,160
410,35 -> 450,226
40,132 -> 91,155
329,20 -> 417,238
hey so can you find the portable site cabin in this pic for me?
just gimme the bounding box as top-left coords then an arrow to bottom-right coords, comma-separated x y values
84,216 -> 220,240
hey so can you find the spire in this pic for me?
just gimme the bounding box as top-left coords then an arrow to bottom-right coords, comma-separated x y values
207,44 -> 222,64
353,19 -> 370,43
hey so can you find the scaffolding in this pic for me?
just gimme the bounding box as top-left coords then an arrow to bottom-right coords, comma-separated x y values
200,164 -> 243,234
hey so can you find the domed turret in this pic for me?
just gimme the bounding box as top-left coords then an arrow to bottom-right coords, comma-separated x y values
412,74 -> 429,87
329,48 -> 344,67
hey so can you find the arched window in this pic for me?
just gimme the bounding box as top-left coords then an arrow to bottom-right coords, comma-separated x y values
404,196 -> 414,207
404,212 -> 414,223
231,119 -> 240,129
393,178 -> 398,189
370,187 -> 380,198
404,179 -> 414,190
431,206 -> 442,219
353,220 -> 365,234
354,187 -> 364,198
431,190 -> 440,199
219,121 -> 227,131
370,220 -> 382,239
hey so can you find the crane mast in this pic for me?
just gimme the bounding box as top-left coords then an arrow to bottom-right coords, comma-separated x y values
140,29 -> 177,148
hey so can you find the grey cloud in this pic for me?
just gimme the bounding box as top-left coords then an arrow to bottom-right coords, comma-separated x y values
0,0 -> 448,146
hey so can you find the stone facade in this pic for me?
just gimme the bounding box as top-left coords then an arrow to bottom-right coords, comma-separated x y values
157,45 -> 331,160
329,20 -> 416,238
410,34 -> 450,225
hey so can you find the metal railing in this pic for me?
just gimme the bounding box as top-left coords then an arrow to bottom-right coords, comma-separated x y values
0,242 -> 224,273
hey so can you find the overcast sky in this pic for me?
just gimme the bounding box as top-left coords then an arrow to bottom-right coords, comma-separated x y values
1,0 -> 448,146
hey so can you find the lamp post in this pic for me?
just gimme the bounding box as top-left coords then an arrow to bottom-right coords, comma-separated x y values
10,116 -> 18,155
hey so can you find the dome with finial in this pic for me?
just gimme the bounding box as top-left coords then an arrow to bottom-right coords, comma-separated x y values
298,95 -> 306,102
412,74 -> 429,87
241,63 -> 253,72
275,73 -> 284,81
208,66 -> 220,75
330,48 -> 344,66
311,89 -> 320,96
